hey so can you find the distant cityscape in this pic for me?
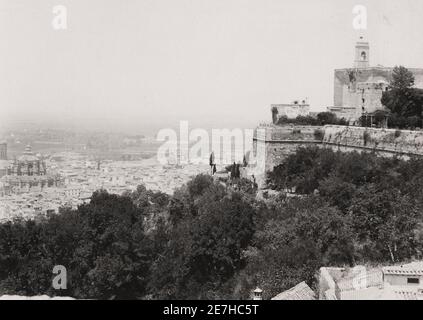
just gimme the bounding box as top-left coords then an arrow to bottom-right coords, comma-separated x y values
0,130 -> 209,221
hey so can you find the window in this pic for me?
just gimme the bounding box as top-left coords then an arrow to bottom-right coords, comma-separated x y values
361,51 -> 367,61
407,278 -> 420,284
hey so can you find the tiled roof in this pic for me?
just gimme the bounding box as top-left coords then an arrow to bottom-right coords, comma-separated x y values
341,287 -> 384,300
382,262 -> 423,276
271,282 -> 315,300
394,290 -> 421,300
380,285 -> 423,300
340,285 -> 423,300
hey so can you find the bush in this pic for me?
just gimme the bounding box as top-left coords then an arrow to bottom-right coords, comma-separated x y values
272,107 -> 279,124
374,110 -> 388,126
276,115 -> 289,125
313,129 -> 325,141
317,112 -> 337,125
276,112 -> 347,127
363,131 -> 371,146
407,116 -> 420,129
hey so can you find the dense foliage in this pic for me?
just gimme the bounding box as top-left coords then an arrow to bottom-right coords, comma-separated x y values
268,146 -> 423,264
274,112 -> 348,126
1,148 -> 423,299
381,66 -> 423,129
0,187 -> 168,299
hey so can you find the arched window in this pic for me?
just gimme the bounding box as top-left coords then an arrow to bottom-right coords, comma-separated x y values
361,51 -> 367,61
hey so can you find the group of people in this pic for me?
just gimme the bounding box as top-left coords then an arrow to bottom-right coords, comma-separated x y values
209,152 -> 242,179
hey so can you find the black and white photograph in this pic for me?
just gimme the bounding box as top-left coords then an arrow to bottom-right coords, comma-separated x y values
1,0 -> 423,310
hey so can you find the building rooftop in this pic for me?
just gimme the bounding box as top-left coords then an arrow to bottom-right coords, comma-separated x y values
271,282 -> 315,300
382,261 -> 423,276
17,145 -> 40,162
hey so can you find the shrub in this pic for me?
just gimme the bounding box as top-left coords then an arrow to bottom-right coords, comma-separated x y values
276,115 -> 289,125
317,112 -> 337,125
313,129 -> 325,141
407,116 -> 420,130
374,110 -> 388,125
275,112 -> 347,126
272,107 -> 279,124
363,131 -> 371,146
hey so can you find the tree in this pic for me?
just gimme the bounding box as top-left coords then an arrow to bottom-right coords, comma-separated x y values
373,110 -> 389,128
318,175 -> 357,211
267,146 -> 337,193
209,152 -> 215,174
148,189 -> 256,299
0,190 -> 154,299
390,66 -> 415,91
230,162 -> 237,179
235,163 -> 241,179
348,186 -> 419,263
271,107 -> 279,124
243,154 -> 248,167
238,196 -> 354,299
317,112 -> 337,125
381,66 -> 423,125
187,174 -> 214,199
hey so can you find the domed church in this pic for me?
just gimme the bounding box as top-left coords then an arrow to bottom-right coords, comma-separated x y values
7,145 -> 47,176
0,145 -> 62,195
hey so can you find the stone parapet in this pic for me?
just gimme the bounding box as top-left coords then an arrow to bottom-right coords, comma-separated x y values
244,125 -> 423,189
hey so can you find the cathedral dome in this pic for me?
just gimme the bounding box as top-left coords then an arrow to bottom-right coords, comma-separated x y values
17,145 -> 39,162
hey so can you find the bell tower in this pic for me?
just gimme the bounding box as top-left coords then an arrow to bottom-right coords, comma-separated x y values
354,36 -> 370,68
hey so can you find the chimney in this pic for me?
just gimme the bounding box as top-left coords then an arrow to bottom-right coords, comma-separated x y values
253,287 -> 263,300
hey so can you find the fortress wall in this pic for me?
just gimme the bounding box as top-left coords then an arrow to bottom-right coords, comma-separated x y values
323,125 -> 423,157
245,125 -> 423,188
263,140 -> 320,174
249,139 -> 321,188
247,126 -> 323,186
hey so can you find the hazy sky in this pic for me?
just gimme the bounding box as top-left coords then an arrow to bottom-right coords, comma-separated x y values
1,0 -> 423,134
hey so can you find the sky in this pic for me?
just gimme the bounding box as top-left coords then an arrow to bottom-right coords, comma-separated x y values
1,0 -> 423,134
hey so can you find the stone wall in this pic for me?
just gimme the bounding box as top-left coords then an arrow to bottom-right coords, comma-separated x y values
247,125 -> 323,186
323,125 -> 423,157
245,124 -> 423,188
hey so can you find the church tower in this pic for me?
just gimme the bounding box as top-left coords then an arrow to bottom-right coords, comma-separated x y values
354,37 -> 370,68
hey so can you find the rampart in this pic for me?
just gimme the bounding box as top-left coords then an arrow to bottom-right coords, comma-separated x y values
246,125 -> 423,188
